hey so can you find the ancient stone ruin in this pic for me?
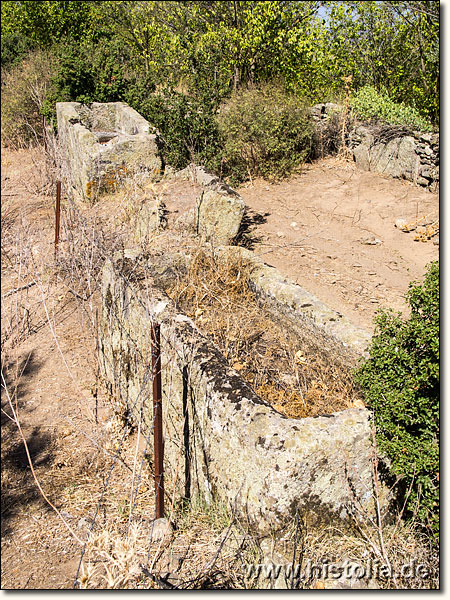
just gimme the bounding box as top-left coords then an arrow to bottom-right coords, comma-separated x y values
56,102 -> 399,537
99,249 -> 376,535
56,101 -> 162,202
311,103 -> 439,189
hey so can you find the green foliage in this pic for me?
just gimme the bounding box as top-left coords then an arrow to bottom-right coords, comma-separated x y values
97,1 -> 186,79
41,38 -> 133,123
132,90 -> 222,170
1,1 -> 100,47
1,33 -> 35,70
355,262 -> 439,539
216,85 -> 314,184
350,86 -> 433,132
1,1 -> 439,150
325,1 -> 439,125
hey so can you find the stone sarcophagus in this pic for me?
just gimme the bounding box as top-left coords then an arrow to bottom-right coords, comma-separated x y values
56,102 -> 162,202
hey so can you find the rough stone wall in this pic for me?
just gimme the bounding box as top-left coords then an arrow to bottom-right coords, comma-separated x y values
350,126 -> 439,189
310,103 -> 439,189
99,251 -> 379,535
56,102 -> 161,202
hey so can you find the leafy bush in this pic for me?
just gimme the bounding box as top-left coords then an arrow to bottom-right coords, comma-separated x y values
355,262 -> 439,539
1,49 -> 57,147
216,85 -> 314,184
1,33 -> 34,69
42,38 -> 133,123
133,89 -> 222,171
350,85 -> 433,132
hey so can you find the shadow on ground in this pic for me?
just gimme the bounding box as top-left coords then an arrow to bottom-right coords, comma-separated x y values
1,350 -> 55,537
232,208 -> 269,249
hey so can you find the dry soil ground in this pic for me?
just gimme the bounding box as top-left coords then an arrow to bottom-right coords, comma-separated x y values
1,148 -> 439,589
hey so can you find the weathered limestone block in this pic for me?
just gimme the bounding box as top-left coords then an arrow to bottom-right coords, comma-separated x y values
369,136 -> 419,180
173,163 -> 221,187
174,189 -> 246,244
196,189 -> 245,245
350,123 -> 438,189
99,253 -> 380,536
169,164 -> 245,242
351,127 -> 373,172
135,198 -> 167,243
57,102 -> 162,202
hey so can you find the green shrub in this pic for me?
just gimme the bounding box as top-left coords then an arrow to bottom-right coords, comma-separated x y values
355,262 -> 439,540
42,38 -> 133,123
133,89 -> 222,171
216,85 -> 314,184
1,33 -> 34,69
350,85 -> 433,132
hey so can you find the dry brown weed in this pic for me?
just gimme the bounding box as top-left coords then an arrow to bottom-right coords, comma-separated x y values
167,248 -> 362,418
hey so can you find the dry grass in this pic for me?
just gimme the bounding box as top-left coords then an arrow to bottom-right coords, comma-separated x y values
292,520 -> 439,589
167,248 -> 363,418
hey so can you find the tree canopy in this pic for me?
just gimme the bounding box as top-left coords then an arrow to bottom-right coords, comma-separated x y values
1,1 -> 439,123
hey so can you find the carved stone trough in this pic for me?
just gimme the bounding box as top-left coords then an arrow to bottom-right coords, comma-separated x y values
56,101 -> 162,202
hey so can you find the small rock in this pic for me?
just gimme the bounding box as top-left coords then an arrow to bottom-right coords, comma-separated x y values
60,511 -> 74,520
433,236 -> 439,246
276,231 -> 285,238
77,517 -> 92,529
290,221 -> 298,229
394,218 -> 409,230
360,234 -> 381,245
149,518 -> 174,544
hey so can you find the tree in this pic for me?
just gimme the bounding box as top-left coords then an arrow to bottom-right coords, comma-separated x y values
1,1 -> 100,48
324,1 -> 439,123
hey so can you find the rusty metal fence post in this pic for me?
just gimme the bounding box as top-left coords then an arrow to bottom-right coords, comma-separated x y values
151,322 -> 164,518
54,181 -> 61,259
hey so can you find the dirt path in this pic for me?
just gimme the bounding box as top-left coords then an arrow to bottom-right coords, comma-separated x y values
238,157 -> 439,331
1,149 -> 119,588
